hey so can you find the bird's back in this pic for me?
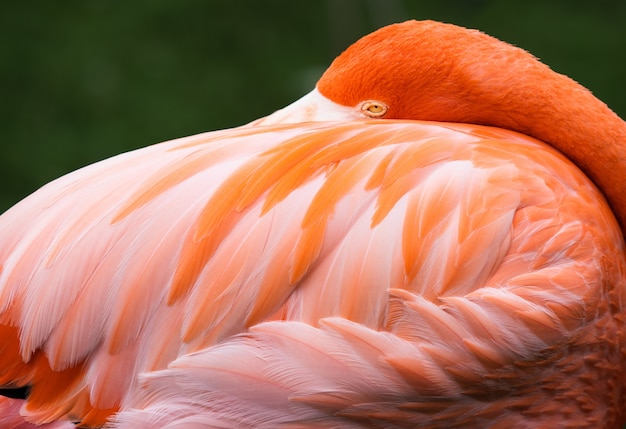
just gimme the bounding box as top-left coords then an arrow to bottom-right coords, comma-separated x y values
1,120 -> 625,427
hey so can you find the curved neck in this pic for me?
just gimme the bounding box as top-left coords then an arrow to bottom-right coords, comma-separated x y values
481,65 -> 626,238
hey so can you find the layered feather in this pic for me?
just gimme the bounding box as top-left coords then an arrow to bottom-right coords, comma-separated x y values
1,119 -> 625,427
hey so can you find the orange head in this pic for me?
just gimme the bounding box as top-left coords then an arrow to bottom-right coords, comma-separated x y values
318,20 -> 559,127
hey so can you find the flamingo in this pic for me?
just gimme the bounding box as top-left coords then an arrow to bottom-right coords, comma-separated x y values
1,19 -> 625,428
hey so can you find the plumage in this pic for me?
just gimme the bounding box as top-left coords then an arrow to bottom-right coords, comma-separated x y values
1,20 -> 626,428
0,397 -> 74,429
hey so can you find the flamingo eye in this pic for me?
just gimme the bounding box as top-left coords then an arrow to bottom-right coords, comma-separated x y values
360,101 -> 388,118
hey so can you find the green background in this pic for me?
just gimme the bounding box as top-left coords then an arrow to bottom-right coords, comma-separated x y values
1,0 -> 624,212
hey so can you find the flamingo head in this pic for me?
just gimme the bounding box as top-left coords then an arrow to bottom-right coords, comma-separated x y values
257,20 -> 532,127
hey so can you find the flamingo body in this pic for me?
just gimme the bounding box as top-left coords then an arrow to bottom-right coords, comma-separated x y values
1,20 -> 626,428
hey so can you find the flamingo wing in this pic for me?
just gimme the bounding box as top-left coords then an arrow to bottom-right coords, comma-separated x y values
0,120 -> 624,427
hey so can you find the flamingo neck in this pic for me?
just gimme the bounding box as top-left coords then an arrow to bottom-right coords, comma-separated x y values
469,62 -> 626,238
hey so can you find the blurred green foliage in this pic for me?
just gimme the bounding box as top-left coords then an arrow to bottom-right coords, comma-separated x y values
1,0 -> 624,212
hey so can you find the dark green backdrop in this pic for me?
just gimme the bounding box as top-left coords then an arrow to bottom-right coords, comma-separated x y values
1,0 -> 625,212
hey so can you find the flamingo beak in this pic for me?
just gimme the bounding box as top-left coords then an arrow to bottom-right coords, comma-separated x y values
250,88 -> 358,125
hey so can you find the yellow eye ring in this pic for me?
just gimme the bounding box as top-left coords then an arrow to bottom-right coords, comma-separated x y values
360,100 -> 388,118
